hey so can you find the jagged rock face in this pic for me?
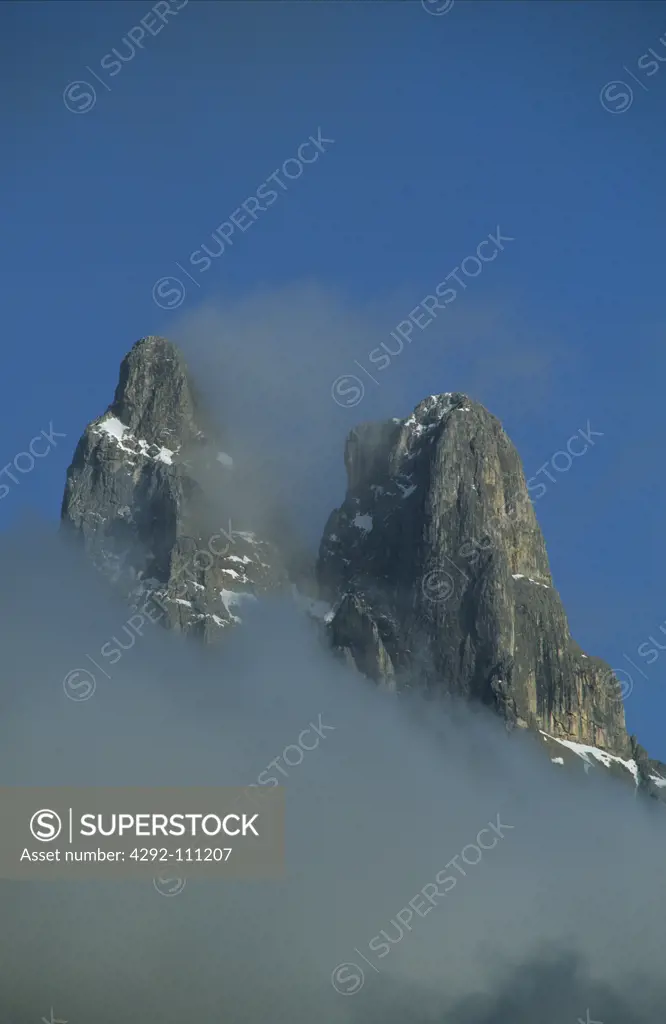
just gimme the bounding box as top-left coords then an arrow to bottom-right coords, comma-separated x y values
60,342 -> 661,783
61,336 -> 287,637
111,334 -> 202,446
317,393 -> 630,755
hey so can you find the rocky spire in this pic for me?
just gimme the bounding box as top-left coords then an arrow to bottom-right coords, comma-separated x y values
109,335 -> 201,446
317,392 -> 630,755
61,336 -> 287,639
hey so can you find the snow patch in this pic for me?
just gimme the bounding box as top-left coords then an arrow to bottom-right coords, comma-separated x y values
541,732 -> 639,784
551,757 -> 564,765
99,417 -> 128,443
96,415 -> 180,466
154,447 -> 177,465
352,514 -> 373,533
512,573 -> 550,589
216,452 -> 234,468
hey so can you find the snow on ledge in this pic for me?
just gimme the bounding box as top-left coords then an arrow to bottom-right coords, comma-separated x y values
99,416 -> 128,442
512,573 -> 550,589
96,415 -> 180,466
541,731 -> 639,785
352,513 -> 373,533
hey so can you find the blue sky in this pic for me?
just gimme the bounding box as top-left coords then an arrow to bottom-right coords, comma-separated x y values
2,0 -> 666,756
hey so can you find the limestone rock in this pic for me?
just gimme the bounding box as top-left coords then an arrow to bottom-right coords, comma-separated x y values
317,393 -> 630,756
61,336 -> 287,638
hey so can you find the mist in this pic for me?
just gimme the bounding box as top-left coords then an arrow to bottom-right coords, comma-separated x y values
1,521 -> 665,1024
167,284 -> 565,548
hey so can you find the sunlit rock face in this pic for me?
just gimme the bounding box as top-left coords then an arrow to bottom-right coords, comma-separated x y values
317,392 -> 630,757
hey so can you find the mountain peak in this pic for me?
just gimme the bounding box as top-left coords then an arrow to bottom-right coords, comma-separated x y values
60,340 -> 648,775
61,335 -> 288,637
410,391 -> 473,419
110,335 -> 199,447
320,389 -> 630,757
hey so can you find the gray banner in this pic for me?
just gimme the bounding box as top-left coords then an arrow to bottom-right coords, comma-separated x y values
0,786 -> 284,879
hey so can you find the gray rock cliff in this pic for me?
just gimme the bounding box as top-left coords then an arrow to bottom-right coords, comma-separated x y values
61,336 -> 287,638
61,341 -> 665,791
317,393 -> 630,756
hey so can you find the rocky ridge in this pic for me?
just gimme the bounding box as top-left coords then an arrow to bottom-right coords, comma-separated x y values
61,339 -> 666,794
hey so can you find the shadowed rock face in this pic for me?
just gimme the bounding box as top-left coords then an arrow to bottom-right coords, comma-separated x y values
317,393 -> 630,756
61,336 -> 287,639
